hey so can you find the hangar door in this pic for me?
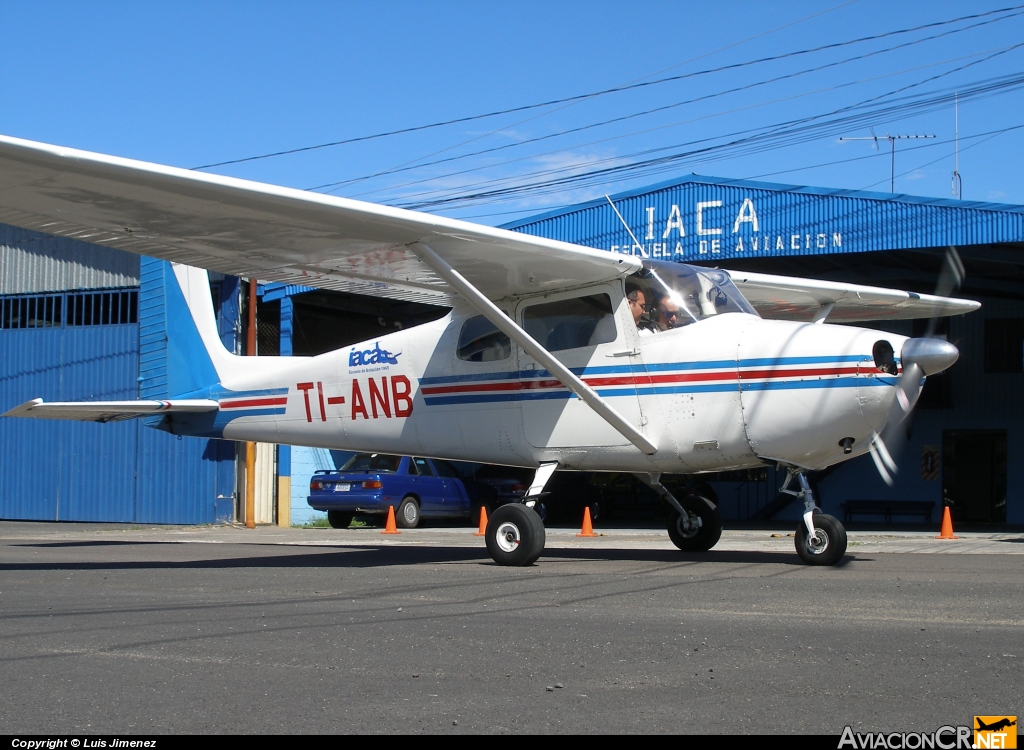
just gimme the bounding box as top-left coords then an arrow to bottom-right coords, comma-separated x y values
942,430 -> 1007,524
0,290 -> 230,523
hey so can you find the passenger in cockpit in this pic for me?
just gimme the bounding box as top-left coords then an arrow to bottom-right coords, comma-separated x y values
655,294 -> 682,331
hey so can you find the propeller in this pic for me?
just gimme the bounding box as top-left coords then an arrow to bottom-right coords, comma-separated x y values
868,247 -> 964,485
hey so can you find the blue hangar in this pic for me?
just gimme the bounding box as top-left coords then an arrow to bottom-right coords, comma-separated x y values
1,174 -> 1023,527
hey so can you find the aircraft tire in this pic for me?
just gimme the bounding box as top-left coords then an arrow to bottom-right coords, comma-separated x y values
485,503 -> 546,566
795,513 -> 847,566
667,495 -> 722,552
396,496 -> 420,528
327,511 -> 353,529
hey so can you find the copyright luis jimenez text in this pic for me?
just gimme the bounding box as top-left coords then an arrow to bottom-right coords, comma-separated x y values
12,741 -> 156,749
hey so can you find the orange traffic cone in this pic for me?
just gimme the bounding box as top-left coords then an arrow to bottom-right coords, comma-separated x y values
576,506 -> 598,538
382,505 -> 401,535
473,506 -> 488,536
935,505 -> 958,539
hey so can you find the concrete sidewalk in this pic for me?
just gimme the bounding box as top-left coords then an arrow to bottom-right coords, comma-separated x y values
2,519 -> 1022,555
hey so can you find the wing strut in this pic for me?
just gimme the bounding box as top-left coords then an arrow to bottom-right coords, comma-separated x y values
410,242 -> 657,455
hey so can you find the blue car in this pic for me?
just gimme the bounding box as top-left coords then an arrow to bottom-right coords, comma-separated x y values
307,453 -> 498,529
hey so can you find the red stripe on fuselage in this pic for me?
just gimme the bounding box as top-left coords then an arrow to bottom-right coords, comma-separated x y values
421,365 -> 887,395
219,397 -> 288,409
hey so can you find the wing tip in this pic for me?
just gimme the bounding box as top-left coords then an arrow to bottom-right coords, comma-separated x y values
2,398 -> 44,418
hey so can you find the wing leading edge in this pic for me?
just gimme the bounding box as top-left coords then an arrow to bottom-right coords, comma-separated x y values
0,134 -> 979,319
0,134 -> 640,304
729,270 -> 980,323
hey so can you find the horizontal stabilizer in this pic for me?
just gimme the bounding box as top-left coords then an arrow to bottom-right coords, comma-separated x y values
2,398 -> 219,423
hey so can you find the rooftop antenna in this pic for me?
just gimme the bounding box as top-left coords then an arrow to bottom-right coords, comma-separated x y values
605,195 -> 648,257
951,93 -> 962,200
840,131 -> 936,193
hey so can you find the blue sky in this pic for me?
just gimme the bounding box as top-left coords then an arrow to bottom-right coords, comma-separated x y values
2,0 -> 1023,225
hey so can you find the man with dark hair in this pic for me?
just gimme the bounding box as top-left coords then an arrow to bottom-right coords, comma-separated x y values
626,283 -> 656,335
625,284 -> 646,326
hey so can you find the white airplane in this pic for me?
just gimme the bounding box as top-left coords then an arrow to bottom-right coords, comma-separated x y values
0,135 -> 978,566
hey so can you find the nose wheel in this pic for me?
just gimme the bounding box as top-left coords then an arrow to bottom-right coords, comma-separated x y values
781,468 -> 848,566
795,512 -> 847,566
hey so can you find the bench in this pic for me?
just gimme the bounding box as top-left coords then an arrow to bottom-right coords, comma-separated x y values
841,500 -> 936,524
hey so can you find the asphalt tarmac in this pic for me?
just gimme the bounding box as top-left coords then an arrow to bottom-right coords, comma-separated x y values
1,521 -> 1022,734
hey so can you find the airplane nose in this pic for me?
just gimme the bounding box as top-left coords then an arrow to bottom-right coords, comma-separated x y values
901,338 -> 959,376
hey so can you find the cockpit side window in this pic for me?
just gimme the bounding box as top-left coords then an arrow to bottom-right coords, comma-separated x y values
457,314 -> 511,362
629,260 -> 758,331
522,293 -> 617,352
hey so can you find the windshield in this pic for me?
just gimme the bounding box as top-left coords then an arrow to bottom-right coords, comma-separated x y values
628,260 -> 757,331
341,453 -> 402,473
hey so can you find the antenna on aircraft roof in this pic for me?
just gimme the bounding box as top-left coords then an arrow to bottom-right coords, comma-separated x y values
605,195 -> 648,258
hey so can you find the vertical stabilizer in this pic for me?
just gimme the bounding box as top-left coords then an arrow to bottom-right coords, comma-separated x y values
140,260 -> 243,398
170,263 -> 241,380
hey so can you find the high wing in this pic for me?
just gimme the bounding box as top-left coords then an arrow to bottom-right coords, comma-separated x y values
729,269 -> 980,323
2,398 -> 219,423
0,135 -> 979,319
0,134 -> 639,305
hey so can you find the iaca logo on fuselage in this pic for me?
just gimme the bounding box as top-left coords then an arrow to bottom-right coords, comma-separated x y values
349,342 -> 400,367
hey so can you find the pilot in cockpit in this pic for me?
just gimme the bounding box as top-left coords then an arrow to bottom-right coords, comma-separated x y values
626,284 -> 658,335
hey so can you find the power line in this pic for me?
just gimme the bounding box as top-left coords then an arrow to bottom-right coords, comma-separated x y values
314,1 -> 861,198
190,4 -> 1024,171
391,72 -> 1020,206
456,124 -> 1024,221
395,72 -> 1024,210
329,37 -> 1023,199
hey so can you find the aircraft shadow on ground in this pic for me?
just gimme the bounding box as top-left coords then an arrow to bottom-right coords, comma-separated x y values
3,541 -> 864,570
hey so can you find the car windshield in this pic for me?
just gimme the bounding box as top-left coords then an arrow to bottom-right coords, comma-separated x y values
628,259 -> 757,331
340,453 -> 402,473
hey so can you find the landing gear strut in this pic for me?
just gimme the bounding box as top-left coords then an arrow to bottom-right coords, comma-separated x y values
637,473 -> 723,552
780,468 -> 847,566
485,462 -> 554,566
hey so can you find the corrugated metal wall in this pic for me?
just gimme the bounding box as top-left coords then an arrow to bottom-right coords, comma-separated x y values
0,317 -> 227,523
0,223 -> 139,294
504,175 -> 1024,262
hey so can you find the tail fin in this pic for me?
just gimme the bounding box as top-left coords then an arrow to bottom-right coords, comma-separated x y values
140,259 -> 242,398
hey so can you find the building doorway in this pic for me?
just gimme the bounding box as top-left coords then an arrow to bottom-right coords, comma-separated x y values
942,430 -> 1007,523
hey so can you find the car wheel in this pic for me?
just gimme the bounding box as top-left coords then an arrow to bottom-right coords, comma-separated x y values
327,511 -> 353,529
396,496 -> 420,528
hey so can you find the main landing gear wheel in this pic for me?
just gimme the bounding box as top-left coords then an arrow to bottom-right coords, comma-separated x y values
485,503 -> 546,566
667,494 -> 722,552
327,511 -> 353,529
795,513 -> 847,566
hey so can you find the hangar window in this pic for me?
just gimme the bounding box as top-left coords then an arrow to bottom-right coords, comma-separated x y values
66,290 -> 138,326
984,318 -> 1024,373
0,294 -> 62,329
457,314 -> 511,361
522,294 -> 617,352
